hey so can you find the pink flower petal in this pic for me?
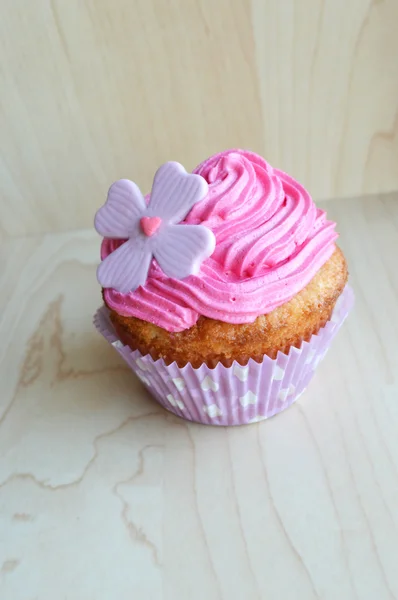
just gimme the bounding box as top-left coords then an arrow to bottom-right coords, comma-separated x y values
95,179 -> 146,238
148,162 -> 208,224
154,224 -> 215,279
97,238 -> 152,293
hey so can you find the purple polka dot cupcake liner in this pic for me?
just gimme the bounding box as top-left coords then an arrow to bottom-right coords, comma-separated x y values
93,286 -> 354,426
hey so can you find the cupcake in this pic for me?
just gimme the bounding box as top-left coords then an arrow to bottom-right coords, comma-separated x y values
94,149 -> 353,425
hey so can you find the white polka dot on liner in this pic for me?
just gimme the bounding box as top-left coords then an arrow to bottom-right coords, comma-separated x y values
200,376 -> 219,392
233,364 -> 249,382
172,377 -> 186,391
203,404 -> 223,418
272,365 -> 285,381
166,394 -> 185,410
278,384 -> 296,402
136,372 -> 151,387
239,390 -> 258,407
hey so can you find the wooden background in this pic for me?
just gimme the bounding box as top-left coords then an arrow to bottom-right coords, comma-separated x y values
1,0 -> 398,237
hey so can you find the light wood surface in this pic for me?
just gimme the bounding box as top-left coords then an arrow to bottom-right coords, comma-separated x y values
1,192 -> 398,599
1,1 -> 398,237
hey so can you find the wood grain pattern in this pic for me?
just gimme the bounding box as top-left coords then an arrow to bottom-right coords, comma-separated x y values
1,192 -> 398,598
1,1 -> 398,236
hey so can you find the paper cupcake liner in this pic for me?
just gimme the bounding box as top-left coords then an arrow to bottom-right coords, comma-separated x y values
94,286 -> 354,426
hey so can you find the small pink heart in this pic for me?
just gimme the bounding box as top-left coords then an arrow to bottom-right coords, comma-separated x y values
140,216 -> 162,237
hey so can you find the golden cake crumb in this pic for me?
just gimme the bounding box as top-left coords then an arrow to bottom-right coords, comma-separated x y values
107,247 -> 348,368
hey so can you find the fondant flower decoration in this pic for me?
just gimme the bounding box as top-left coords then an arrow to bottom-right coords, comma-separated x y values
94,162 -> 215,293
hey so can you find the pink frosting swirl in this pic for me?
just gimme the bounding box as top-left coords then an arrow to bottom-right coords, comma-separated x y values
101,150 -> 338,332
